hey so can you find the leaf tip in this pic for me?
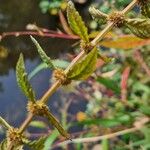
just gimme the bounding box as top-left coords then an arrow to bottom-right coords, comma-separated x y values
17,53 -> 24,66
30,35 -> 37,45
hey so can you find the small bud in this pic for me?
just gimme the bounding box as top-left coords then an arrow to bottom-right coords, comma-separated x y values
108,11 -> 125,27
80,40 -> 94,53
89,6 -> 108,20
53,69 -> 71,85
7,128 -> 25,146
27,101 -> 49,117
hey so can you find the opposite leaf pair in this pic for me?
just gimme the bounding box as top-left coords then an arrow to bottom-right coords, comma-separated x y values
89,1 -> 150,39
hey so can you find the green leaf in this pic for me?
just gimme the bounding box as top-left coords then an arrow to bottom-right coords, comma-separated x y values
89,6 -> 107,21
125,18 -> 150,39
97,77 -> 120,95
29,120 -> 47,129
26,137 -> 47,150
0,117 -> 11,129
67,1 -> 89,42
0,140 -> 7,150
30,36 -> 55,69
16,54 -> 35,102
28,63 -> 48,80
44,130 -> 59,150
142,127 -> 150,143
144,143 -> 150,149
74,118 -> 121,128
29,60 -> 69,80
46,111 -> 71,140
67,47 -> 98,80
131,139 -> 147,147
0,140 -> 23,150
52,59 -> 69,69
140,105 -> 150,116
14,145 -> 23,150
140,3 -> 150,18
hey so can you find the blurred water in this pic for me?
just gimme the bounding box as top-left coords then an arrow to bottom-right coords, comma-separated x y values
0,0 -> 74,128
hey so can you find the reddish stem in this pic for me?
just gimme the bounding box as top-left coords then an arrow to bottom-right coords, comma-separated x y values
0,31 -> 79,41
121,66 -> 131,102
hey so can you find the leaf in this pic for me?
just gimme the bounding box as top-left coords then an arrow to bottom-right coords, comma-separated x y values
28,60 -> 69,80
74,118 -> 121,127
29,120 -> 47,129
13,145 -> 23,150
30,36 -> 55,69
89,31 -> 116,39
46,111 -> 71,140
142,127 -> 150,143
125,18 -> 150,39
0,140 -> 23,150
97,77 -> 120,95
28,63 -> 48,80
141,3 -> 150,18
44,130 -> 59,150
16,54 -> 35,102
74,115 -> 131,128
144,143 -> 150,149
67,47 -> 98,80
0,140 -> 7,150
52,59 -> 69,69
26,137 -> 47,150
67,1 -> 89,42
140,105 -> 150,116
100,35 -> 150,49
89,6 -> 107,21
0,117 -> 11,129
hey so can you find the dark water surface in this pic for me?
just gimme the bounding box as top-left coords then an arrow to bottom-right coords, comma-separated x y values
0,0 -> 74,128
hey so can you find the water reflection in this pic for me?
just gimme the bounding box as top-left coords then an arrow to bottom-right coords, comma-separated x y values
0,0 -> 74,127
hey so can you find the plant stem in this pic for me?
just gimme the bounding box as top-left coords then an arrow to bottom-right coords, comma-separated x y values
55,128 -> 138,147
54,117 -> 149,147
0,31 -> 79,41
91,22 -> 114,46
8,0 -> 138,149
64,50 -> 85,74
19,113 -> 34,134
41,80 -> 62,103
122,0 -> 137,14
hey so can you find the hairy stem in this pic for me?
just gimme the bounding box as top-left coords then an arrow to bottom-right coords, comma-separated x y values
19,113 -> 34,134
0,31 -> 79,41
91,22 -> 114,46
